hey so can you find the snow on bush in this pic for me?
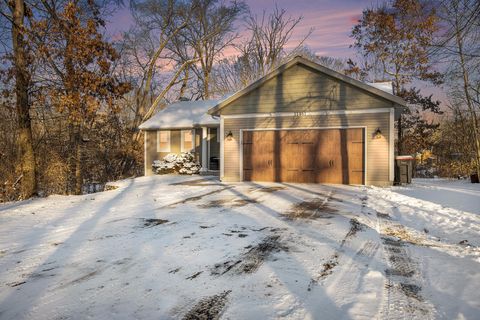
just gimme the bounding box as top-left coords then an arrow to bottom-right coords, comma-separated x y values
152,152 -> 201,175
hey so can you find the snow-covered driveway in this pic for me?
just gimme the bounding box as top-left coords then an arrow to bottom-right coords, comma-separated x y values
0,176 -> 479,319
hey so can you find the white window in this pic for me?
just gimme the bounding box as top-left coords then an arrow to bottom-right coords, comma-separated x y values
181,129 -> 194,152
157,130 -> 171,152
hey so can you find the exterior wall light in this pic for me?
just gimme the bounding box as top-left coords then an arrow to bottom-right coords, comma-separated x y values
374,128 -> 382,139
226,131 -> 233,141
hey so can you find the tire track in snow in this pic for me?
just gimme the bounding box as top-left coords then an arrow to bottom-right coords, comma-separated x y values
376,212 -> 436,319
307,218 -> 371,290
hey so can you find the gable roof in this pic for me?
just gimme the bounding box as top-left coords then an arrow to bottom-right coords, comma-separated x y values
207,56 -> 407,115
139,99 -> 220,130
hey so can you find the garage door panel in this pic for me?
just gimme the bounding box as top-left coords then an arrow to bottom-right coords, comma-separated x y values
243,129 -> 364,184
347,128 -> 364,184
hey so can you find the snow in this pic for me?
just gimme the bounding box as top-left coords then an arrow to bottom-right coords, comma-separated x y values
392,178 -> 480,214
0,177 -> 479,319
139,100 -> 220,130
366,81 -> 393,94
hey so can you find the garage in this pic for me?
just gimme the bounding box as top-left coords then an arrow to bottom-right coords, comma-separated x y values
207,56 -> 406,185
242,128 -> 365,184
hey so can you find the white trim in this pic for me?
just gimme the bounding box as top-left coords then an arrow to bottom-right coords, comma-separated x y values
180,129 -> 194,152
241,126 -> 366,132
201,127 -> 208,172
222,108 -> 391,119
238,127 -> 368,185
364,127 -> 368,185
207,127 -> 211,169
239,129 -> 244,181
144,131 -> 147,176
220,116 -> 225,179
157,130 -> 171,152
389,108 -> 395,182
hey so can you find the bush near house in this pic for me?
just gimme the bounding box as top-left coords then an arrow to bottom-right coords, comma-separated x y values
152,152 -> 201,175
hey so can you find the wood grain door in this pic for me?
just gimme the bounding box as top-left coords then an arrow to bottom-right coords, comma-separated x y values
345,128 -> 364,184
242,128 -> 364,184
278,130 -> 301,182
243,130 -> 274,181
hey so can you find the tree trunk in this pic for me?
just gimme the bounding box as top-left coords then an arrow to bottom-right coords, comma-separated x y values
397,116 -> 403,155
11,0 -> 37,198
393,79 -> 403,155
204,70 -> 210,99
179,68 -> 190,98
454,14 -> 480,178
74,125 -> 83,195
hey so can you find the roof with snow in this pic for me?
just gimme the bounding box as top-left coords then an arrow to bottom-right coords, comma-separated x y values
366,82 -> 393,94
139,99 -> 220,130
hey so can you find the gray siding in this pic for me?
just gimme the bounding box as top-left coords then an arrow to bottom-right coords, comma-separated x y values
223,112 -> 392,186
220,64 -> 394,115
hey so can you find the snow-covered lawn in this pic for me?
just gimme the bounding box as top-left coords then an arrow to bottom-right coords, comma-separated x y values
0,176 -> 479,319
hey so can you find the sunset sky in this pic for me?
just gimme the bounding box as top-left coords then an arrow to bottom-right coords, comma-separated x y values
106,0 -> 447,104
106,0 -> 374,58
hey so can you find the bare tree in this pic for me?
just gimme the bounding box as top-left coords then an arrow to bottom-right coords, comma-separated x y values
125,0 -> 199,130
436,0 -> 480,177
211,7 -> 312,95
240,5 -> 313,76
168,0 -> 246,99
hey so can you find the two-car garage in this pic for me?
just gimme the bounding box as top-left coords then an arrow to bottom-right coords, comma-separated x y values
242,128 -> 365,184
207,56 -> 406,186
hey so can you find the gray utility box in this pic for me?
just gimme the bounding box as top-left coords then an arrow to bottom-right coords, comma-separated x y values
395,155 -> 414,184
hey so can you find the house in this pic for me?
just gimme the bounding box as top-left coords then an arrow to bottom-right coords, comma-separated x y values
140,56 -> 407,186
139,99 -> 221,175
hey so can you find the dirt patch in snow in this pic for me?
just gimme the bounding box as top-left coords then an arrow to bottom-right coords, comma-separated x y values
318,254 -> 339,278
169,267 -> 181,274
382,224 -> 436,248
308,253 -> 339,291
376,211 -> 392,220
104,184 -> 119,191
141,218 -> 169,228
8,280 -> 27,287
170,178 -> 222,187
285,197 -> 337,220
182,290 -> 231,320
161,187 -> 232,208
186,271 -> 203,280
249,186 -> 286,193
198,197 -> 257,209
58,270 -> 101,289
231,199 -> 258,207
383,226 -> 419,243
308,218 -> 368,291
198,199 -> 230,208
211,235 -> 289,276
399,283 -> 423,301
340,218 -> 367,246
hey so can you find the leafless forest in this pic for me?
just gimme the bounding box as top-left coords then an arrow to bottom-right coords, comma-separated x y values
0,0 -> 479,201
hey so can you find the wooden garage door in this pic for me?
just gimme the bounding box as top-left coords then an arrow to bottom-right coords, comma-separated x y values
242,129 -> 364,184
